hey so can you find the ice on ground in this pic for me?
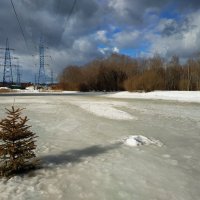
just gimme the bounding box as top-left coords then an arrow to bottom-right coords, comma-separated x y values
0,95 -> 199,200
69,100 -> 136,120
62,91 -> 78,94
123,135 -> 163,147
104,91 -> 200,103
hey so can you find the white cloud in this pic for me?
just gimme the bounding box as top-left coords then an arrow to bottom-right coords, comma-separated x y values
98,46 -> 119,55
156,18 -> 178,33
113,30 -> 141,49
112,47 -> 119,53
95,30 -> 108,43
147,10 -> 200,58
1,0 -> 200,82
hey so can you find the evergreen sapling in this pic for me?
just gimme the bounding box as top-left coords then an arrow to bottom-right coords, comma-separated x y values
0,106 -> 38,177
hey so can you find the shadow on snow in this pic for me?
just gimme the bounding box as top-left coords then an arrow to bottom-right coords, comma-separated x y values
40,142 -> 122,168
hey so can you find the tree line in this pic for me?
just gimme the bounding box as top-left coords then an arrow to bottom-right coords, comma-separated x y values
58,53 -> 200,92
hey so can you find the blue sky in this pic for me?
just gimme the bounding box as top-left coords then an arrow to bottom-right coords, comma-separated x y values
0,0 -> 200,82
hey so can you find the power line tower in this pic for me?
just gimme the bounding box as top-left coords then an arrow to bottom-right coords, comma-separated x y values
3,39 -> 13,85
0,39 -> 17,86
38,36 -> 46,85
37,35 -> 51,87
15,61 -> 21,85
50,68 -> 54,85
49,56 -> 55,85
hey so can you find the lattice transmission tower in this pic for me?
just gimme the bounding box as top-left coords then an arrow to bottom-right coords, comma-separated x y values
50,69 -> 54,85
0,39 -> 21,86
37,35 -> 52,86
1,39 -> 15,86
15,61 -> 21,85
38,36 -> 46,85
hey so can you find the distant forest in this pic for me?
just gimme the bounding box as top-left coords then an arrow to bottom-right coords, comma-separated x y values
58,54 -> 200,92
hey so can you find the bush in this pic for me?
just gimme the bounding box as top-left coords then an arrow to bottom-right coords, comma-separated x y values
124,76 -> 143,91
179,79 -> 189,90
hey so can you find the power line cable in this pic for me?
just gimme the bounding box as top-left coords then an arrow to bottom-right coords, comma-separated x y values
10,0 -> 28,49
64,0 -> 77,26
50,0 -> 77,78
10,0 -> 37,83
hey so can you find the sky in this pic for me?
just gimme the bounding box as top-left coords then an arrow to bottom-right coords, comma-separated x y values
0,0 -> 200,82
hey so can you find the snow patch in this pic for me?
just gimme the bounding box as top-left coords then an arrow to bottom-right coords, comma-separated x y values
123,135 -> 163,147
69,101 -> 136,120
0,87 -> 9,90
62,91 -> 79,94
104,91 -> 200,103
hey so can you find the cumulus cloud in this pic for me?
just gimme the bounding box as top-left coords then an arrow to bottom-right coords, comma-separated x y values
0,0 -> 200,81
98,46 -> 119,55
95,30 -> 108,43
113,30 -> 141,49
148,10 -> 200,59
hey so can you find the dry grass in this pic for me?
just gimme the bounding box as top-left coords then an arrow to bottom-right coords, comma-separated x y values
0,88 -> 11,93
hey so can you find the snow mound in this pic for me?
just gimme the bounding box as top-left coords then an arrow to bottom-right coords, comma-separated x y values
123,135 -> 163,147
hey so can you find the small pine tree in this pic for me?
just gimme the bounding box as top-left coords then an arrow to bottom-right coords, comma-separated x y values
0,106 -> 38,177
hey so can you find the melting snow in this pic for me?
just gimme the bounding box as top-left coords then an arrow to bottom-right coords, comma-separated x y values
104,91 -> 200,103
123,135 -> 163,147
69,100 -> 136,120
0,95 -> 199,200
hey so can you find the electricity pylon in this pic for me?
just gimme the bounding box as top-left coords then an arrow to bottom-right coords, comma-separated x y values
15,61 -> 21,85
38,36 -> 49,85
0,39 -> 17,86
